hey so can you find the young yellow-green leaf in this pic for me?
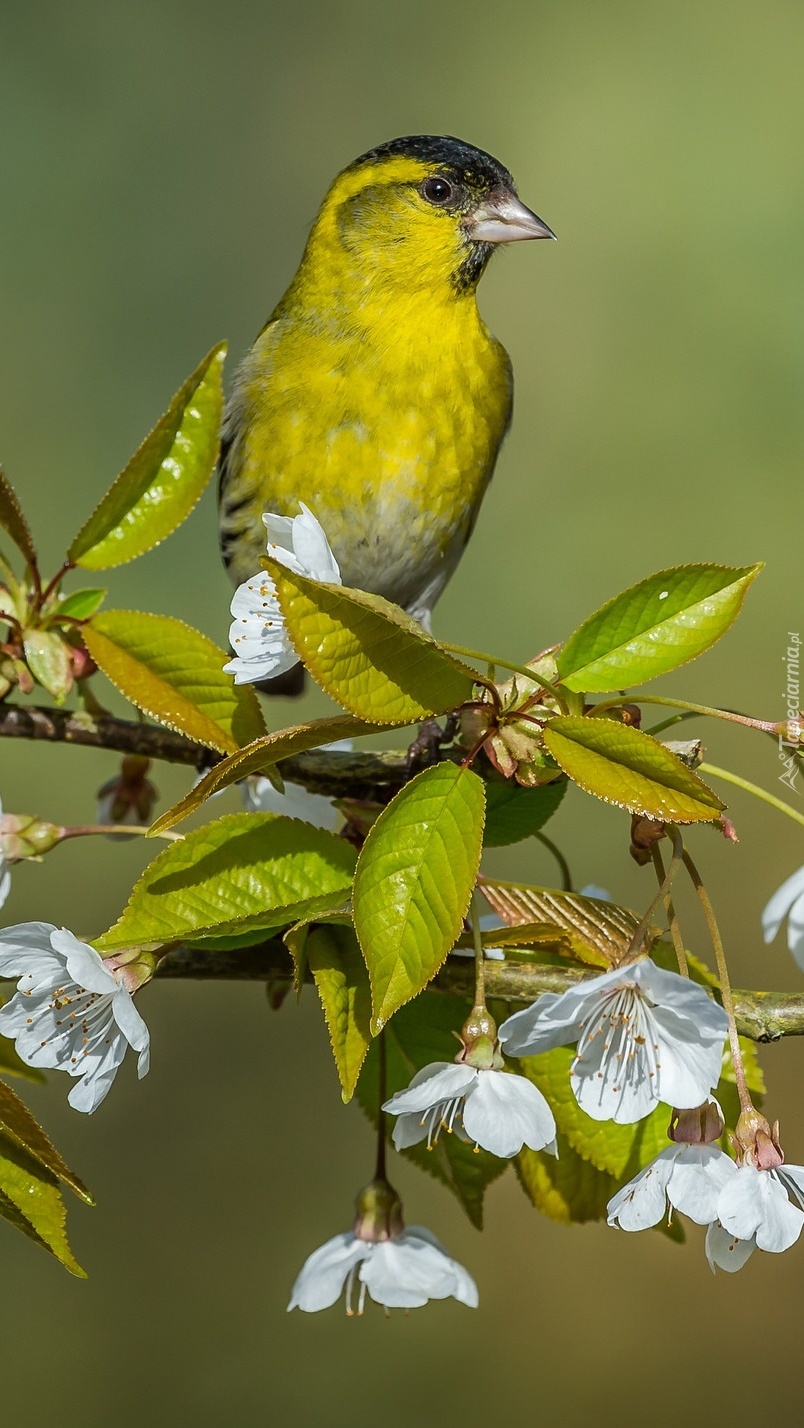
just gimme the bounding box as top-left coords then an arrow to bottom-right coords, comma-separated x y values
0,1137 -> 86,1276
357,992 -> 507,1228
68,342 -> 226,569
22,628 -> 73,703
54,587 -> 107,621
483,779 -> 567,847
557,563 -> 762,693
83,609 -> 265,754
94,812 -> 356,952
353,764 -> 486,1033
543,717 -> 725,823
0,1079 -> 92,1202
479,880 -> 643,968
556,562 -> 765,691
305,924 -> 372,1102
0,467 -> 37,571
150,713 -> 399,834
268,560 -> 477,723
516,1129 -> 619,1224
518,1046 -> 673,1180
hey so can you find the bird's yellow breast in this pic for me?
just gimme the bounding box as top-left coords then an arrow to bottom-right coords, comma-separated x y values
220,286 -> 512,613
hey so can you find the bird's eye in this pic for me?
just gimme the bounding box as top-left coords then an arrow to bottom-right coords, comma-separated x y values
420,176 -> 454,206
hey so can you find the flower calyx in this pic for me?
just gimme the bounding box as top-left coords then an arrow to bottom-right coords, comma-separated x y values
353,1177 -> 404,1244
457,1005 -> 504,1072
731,1107 -> 784,1171
669,1100 -> 725,1146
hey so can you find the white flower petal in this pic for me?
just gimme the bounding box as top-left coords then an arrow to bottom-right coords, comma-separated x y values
776,1164 -> 804,1210
497,991 -> 582,1055
705,1222 -> 756,1273
287,504 -> 342,582
761,866 -> 804,944
648,1006 -> 726,1110
607,1148 -> 677,1230
287,1232 -> 367,1312
382,1062 -> 477,1117
0,860 -> 10,909
0,924 -> 150,1112
241,775 -> 339,832
52,928 -> 120,996
461,1070 -> 556,1157
717,1165 -> 804,1252
361,1231 -> 476,1309
667,1145 -> 737,1225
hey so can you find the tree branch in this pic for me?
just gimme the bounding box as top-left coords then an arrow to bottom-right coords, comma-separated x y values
154,942 -> 804,1043
0,702 -> 411,798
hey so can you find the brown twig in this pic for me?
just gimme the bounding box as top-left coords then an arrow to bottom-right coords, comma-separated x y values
152,941 -> 804,1043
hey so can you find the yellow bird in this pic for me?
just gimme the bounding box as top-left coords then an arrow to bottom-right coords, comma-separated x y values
218,134 -> 554,647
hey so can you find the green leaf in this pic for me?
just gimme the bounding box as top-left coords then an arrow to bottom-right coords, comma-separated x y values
305,924 -> 372,1102
0,1138 -> 86,1276
353,764 -> 486,1032
0,467 -> 37,571
94,812 -> 356,951
518,1046 -> 672,1180
54,587 -> 107,620
480,880 -> 642,968
0,1079 -> 92,1275
22,628 -> 73,702
0,1079 -> 92,1202
515,1130 -> 619,1224
483,779 -> 567,846
68,342 -> 226,569
150,713 -> 400,834
269,560 -> 477,723
543,716 -> 725,823
83,609 -> 265,754
357,992 -> 507,1228
557,563 -> 763,693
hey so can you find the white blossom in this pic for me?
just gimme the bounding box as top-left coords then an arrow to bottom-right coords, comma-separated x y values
0,922 -> 150,1112
762,865 -> 804,970
498,958 -> 728,1124
705,1162 -> 804,1272
607,1144 -> 736,1231
287,1225 -> 478,1314
383,1060 -> 556,1159
223,503 -> 341,685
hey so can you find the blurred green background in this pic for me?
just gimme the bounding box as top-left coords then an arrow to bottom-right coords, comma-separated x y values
1,1 -> 802,1423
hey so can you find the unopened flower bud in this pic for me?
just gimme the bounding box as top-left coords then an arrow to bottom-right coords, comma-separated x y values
0,812 -> 62,860
668,1100 -> 724,1145
96,756 -> 157,836
732,1106 -> 784,1170
629,816 -> 666,866
457,1005 -> 504,1070
353,1178 -> 404,1244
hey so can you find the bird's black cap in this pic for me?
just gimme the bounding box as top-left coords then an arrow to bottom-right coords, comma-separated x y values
349,135 -> 515,193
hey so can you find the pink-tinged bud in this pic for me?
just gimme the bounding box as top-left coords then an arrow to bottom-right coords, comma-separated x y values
0,812 -> 63,860
353,1178 -> 404,1244
668,1100 -> 724,1145
718,818 -> 740,844
458,1005 -> 504,1070
104,948 -> 159,992
732,1107 -> 784,1169
67,640 -> 97,682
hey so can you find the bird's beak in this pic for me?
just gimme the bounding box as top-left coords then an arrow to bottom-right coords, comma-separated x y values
465,190 -> 556,244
